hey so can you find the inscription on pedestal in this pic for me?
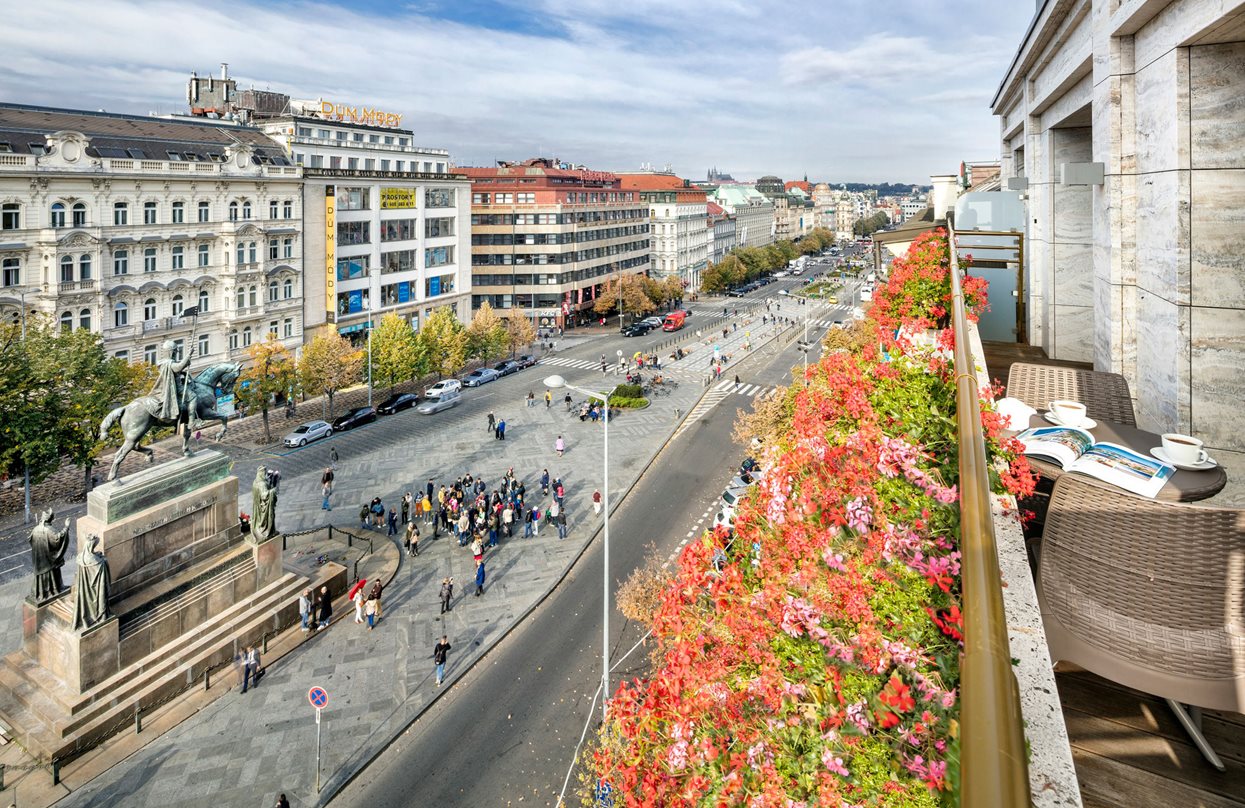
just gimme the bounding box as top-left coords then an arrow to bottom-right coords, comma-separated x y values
88,451 -> 232,524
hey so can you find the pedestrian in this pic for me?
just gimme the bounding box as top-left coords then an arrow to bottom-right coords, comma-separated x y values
369,580 -> 384,620
240,645 -> 260,693
474,558 -> 486,596
555,435 -> 565,457
592,489 -> 602,515
544,389 -> 552,408
541,469 -> 550,495
555,480 -> 565,505
321,585 -> 336,629
370,497 -> 384,529
276,795 -> 290,808
401,492 -> 411,525
503,504 -> 514,537
488,511 -> 500,547
322,479 -> 333,511
422,492 -> 434,525
497,418 -> 506,440
353,584 -> 366,624
457,512 -> 470,546
359,504 -> 370,531
471,535 -> 484,564
556,507 -> 568,540
387,507 -> 398,537
487,410 -> 496,433
531,505 -> 541,536
527,390 -> 535,408
299,588 -> 312,632
434,634 -> 451,685
329,446 -> 339,470
524,506 -> 535,537
734,374 -> 741,386
564,392 -> 573,411
579,402 -> 589,422
365,593 -> 377,630
439,577 -> 454,614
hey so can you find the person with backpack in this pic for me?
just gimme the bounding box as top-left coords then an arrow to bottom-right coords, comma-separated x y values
434,634 -> 451,685
439,577 -> 454,615
524,507 -> 535,538
531,505 -> 541,536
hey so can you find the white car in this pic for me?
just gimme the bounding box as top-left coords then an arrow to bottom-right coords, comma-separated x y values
713,509 -> 736,533
423,379 -> 463,398
282,420 -> 332,447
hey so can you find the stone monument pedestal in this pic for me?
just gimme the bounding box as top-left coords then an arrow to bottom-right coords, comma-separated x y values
0,451 -> 341,763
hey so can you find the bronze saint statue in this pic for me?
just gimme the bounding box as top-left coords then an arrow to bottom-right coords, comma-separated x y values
72,535 -> 112,631
251,466 -> 279,542
29,509 -> 70,602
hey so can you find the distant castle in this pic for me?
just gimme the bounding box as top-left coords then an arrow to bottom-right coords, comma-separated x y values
706,166 -> 736,183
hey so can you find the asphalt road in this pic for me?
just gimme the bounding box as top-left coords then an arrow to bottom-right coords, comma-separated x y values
327,282 -> 855,807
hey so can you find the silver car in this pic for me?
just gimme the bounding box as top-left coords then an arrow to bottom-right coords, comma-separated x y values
282,420 -> 333,447
416,389 -> 462,415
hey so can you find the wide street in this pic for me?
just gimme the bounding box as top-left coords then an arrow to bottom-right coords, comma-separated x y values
331,269 -> 865,807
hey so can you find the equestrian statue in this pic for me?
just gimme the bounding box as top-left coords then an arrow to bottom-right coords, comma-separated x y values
99,338 -> 241,481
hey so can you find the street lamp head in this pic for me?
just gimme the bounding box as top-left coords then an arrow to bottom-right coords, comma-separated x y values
544,374 -> 567,389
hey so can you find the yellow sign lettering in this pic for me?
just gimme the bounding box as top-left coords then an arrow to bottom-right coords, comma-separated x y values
325,186 -> 336,318
317,100 -> 403,129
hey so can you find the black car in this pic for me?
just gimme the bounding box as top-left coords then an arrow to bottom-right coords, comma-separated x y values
515,354 -> 538,369
493,360 -> 520,377
376,393 -> 419,415
621,322 -> 653,337
332,406 -> 377,431
726,289 -> 745,297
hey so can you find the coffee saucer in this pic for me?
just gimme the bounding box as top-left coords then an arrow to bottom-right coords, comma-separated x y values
1149,446 -> 1218,471
1043,412 -> 1097,430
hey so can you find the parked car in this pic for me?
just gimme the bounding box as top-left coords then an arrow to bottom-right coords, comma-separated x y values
377,392 -> 419,415
463,368 -> 500,387
726,289 -> 744,297
621,322 -> 653,337
721,486 -> 749,511
641,316 -> 664,329
424,379 -> 463,398
282,420 -> 332,447
828,295 -> 839,305
712,509 -> 736,534
515,354 -> 538,369
493,360 -> 520,377
416,389 -> 462,415
332,406 -> 377,431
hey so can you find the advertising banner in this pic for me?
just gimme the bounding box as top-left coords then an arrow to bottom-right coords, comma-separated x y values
348,289 -> 363,314
380,187 -> 417,209
429,276 -> 441,297
397,282 -> 410,303
324,185 -> 336,319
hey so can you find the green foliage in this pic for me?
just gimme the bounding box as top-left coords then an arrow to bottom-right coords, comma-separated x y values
370,313 -> 419,390
466,301 -> 509,362
853,210 -> 891,236
606,395 -> 648,409
236,334 -> 297,442
298,331 -> 363,418
418,306 -> 468,378
701,255 -> 745,293
613,383 -> 642,398
505,314 -> 536,356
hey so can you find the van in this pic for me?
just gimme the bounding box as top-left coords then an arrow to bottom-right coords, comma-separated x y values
662,310 -> 687,332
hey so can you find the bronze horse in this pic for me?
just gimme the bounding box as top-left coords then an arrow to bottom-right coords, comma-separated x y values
99,363 -> 241,481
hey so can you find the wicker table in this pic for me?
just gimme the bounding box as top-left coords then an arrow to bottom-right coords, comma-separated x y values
1021,413 -> 1227,502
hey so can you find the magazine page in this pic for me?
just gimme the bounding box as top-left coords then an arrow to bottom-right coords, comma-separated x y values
1067,442 -> 1175,498
1014,426 -> 1095,470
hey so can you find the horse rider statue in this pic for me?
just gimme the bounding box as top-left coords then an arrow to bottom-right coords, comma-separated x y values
99,340 -> 241,482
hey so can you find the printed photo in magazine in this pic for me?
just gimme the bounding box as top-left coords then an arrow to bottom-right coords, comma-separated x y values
1016,426 -> 1175,498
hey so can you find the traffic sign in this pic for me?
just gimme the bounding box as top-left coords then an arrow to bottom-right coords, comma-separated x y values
308,686 -> 329,709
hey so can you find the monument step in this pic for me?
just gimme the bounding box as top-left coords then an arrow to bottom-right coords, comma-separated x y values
119,548 -> 256,639
0,663 -> 72,735
111,536 -> 250,628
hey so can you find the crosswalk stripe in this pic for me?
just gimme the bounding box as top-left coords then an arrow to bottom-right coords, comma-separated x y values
714,379 -> 732,392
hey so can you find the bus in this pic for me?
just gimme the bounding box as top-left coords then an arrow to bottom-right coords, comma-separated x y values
662,310 -> 687,331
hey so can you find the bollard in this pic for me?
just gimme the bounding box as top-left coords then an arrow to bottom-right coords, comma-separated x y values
135,704 -> 142,734
262,633 -> 269,654
205,667 -> 211,690
52,759 -> 60,786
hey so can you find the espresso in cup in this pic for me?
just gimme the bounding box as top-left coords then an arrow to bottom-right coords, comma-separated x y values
1161,433 -> 1207,465
1049,400 -> 1087,427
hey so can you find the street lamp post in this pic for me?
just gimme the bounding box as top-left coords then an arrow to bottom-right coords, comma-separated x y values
544,373 -> 614,720
19,290 -> 30,524
366,303 -> 374,407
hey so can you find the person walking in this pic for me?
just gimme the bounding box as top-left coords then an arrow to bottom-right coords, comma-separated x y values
358,504 -> 370,531
556,507 -> 568,540
298,588 -> 312,631
365,593 -> 377,630
526,390 -> 535,408
502,504 -> 514,537
240,645 -> 260,693
592,489 -> 602,515
369,580 -> 384,621
544,389 -> 552,409
353,584 -> 366,625
387,507 -> 398,537
401,492 -> 411,525
497,418 -> 506,441
276,795 -> 290,808
434,635 -> 451,686
322,479 -> 333,511
329,446 -> 339,470
555,435 -> 565,457
439,577 -> 453,614
474,558 -> 486,596
540,469 -> 550,495
487,410 -> 496,433
523,506 -> 535,538
317,585 -> 332,629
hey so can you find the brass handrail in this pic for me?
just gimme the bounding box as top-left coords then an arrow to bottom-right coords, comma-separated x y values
949,226 -> 1031,807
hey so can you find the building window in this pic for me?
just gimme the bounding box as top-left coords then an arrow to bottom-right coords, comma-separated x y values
329,156 -> 341,169
426,188 -> 454,208
229,330 -> 238,351
334,131 -> 345,141
494,193 -> 512,204
248,285 -> 257,306
364,159 -> 375,171
144,247 -> 157,273
72,203 -> 87,227
241,201 -> 252,220
113,250 -> 128,275
242,326 -> 252,347
80,308 -> 91,330
424,245 -> 454,268
143,344 -> 157,365
380,219 -> 414,242
236,287 -> 245,309
337,187 -> 369,211
172,201 -> 184,224
283,318 -> 293,338
269,200 -> 279,219
425,217 -> 454,238
143,298 -> 157,321
424,273 -> 455,297
50,203 -> 66,228
114,349 -> 128,361
268,239 -> 279,261
1,258 -> 19,287
113,301 -> 128,327
347,157 -> 358,170
283,278 -> 293,299
79,254 -> 92,280
228,201 -> 239,221
198,244 -> 210,267
297,127 -> 312,137
268,280 -> 278,302
309,155 -> 324,169
282,237 -> 293,258
1,203 -> 20,230
171,245 -> 184,270
198,201 -> 210,222
236,243 -> 245,265
199,289 -> 210,312
395,160 -> 404,171
283,200 -> 293,219
60,311 -> 72,331
60,255 -> 74,283
337,221 -> 370,246
268,320 -> 278,337
172,294 -> 184,317
352,133 -> 363,142
143,201 -> 158,224
516,193 -> 535,203
472,193 -> 489,204
381,248 -> 416,274
380,159 -> 390,171
248,241 -> 257,263
198,333 -> 209,356
113,202 -> 128,226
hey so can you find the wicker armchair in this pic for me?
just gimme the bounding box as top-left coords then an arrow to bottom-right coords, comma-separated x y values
1006,362 -> 1136,426
1037,475 -> 1245,770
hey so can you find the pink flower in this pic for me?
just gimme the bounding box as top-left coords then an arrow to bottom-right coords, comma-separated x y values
822,749 -> 850,777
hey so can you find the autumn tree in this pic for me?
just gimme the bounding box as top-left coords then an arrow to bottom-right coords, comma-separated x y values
235,333 -> 297,443
418,306 -> 469,378
298,331 -> 363,419
701,255 -> 745,292
506,314 -> 536,357
466,301 -> 509,362
370,313 -> 420,392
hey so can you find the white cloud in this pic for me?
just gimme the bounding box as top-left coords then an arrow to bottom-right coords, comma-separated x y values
0,0 -> 1033,183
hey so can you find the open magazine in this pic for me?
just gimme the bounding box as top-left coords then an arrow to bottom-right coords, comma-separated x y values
1016,426 -> 1175,498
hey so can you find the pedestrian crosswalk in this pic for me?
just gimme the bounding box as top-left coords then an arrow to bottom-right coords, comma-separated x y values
538,356 -> 604,372
713,379 -> 777,398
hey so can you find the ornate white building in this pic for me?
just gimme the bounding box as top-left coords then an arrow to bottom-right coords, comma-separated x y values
0,103 -> 303,366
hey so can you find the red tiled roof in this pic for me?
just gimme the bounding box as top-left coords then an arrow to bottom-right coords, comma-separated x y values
706,201 -> 725,216
785,180 -> 811,193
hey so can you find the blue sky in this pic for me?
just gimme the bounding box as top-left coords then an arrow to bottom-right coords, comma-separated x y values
0,0 -> 1034,183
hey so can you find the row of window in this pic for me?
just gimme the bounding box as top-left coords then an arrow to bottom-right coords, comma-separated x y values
107,318 -> 298,363
470,238 -> 650,266
295,153 -> 447,173
471,255 -> 650,286
333,272 -> 455,316
469,208 -> 648,226
470,223 -> 648,246
297,127 -> 411,147
0,199 -> 297,230
104,279 -> 298,328
470,191 -> 637,204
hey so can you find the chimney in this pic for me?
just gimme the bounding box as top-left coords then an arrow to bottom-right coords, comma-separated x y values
929,174 -> 959,219
221,62 -> 229,80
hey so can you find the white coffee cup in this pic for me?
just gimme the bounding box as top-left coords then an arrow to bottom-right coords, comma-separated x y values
1049,400 -> 1087,427
1161,433 -> 1207,465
